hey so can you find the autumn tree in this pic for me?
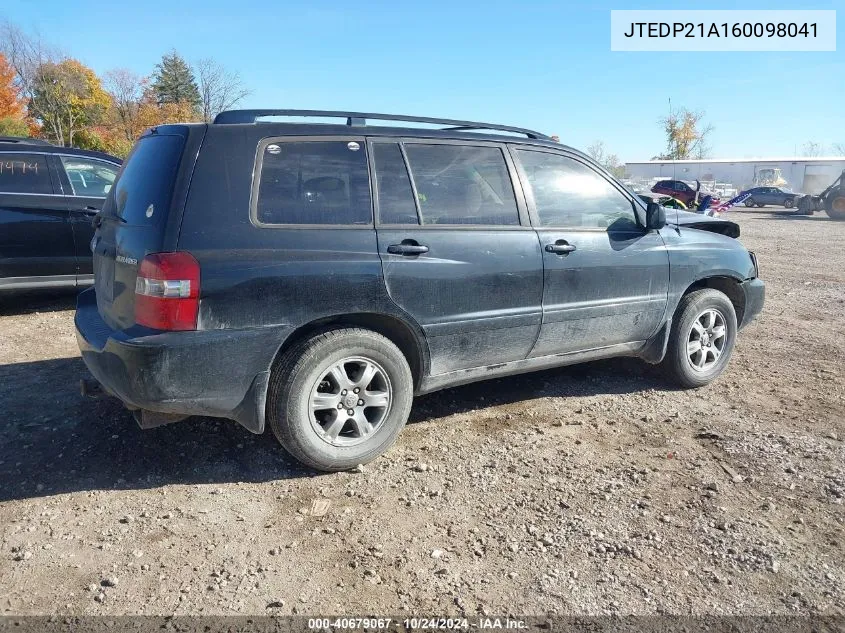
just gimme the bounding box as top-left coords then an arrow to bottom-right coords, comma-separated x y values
0,21 -> 59,137
0,22 -> 55,96
0,52 -> 28,137
586,140 -> 625,179
0,53 -> 25,119
657,107 -> 713,160
152,51 -> 200,110
196,58 -> 250,122
29,59 -> 111,147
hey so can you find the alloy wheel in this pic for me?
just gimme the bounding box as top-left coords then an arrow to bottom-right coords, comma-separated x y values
308,356 -> 392,447
686,309 -> 727,372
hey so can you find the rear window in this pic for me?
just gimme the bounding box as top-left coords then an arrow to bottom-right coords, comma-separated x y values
104,134 -> 185,225
0,153 -> 53,194
372,142 -> 418,225
255,140 -> 372,226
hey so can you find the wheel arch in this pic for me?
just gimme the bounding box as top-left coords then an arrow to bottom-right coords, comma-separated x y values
269,312 -> 429,391
683,276 -> 745,325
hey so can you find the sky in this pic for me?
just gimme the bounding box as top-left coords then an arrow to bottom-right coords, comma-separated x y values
3,0 -> 842,162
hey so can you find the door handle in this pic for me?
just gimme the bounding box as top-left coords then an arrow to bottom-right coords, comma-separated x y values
545,241 -> 576,255
68,206 -> 100,225
387,242 -> 429,256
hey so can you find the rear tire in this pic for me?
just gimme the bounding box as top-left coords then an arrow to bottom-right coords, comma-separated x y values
662,289 -> 738,389
744,198 -> 755,208
825,189 -> 845,220
267,328 -> 413,472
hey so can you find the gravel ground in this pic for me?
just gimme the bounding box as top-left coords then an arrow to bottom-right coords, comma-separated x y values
0,208 -> 843,617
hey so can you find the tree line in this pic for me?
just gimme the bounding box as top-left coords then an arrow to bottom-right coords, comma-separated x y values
0,21 -> 250,157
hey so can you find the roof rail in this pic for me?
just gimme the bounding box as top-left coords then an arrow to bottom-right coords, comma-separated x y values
213,109 -> 550,140
0,136 -> 54,146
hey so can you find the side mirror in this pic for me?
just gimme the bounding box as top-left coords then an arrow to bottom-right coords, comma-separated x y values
645,201 -> 666,230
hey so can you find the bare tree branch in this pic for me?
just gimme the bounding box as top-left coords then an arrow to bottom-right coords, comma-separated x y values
801,141 -> 824,157
103,68 -> 145,141
586,140 -> 625,178
195,58 -> 250,122
0,20 -> 61,100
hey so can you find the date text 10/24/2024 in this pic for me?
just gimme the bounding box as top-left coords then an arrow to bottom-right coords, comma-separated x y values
307,618 -> 528,630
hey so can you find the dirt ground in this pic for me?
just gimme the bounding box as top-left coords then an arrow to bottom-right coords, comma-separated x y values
0,208 -> 843,617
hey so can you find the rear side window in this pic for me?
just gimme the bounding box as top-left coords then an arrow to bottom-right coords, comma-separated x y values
403,144 -> 519,226
256,141 -> 372,226
0,153 -> 52,194
105,134 -> 185,225
372,143 -> 418,225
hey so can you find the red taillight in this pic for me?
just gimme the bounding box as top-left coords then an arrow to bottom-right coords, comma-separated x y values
134,252 -> 200,331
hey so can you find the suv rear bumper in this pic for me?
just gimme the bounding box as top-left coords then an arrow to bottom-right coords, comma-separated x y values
739,278 -> 765,328
74,288 -> 286,433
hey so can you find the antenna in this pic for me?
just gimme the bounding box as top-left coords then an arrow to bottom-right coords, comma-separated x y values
668,96 -> 680,231
669,97 -> 675,181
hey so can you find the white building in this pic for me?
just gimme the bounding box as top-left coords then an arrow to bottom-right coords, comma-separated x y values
625,157 -> 845,194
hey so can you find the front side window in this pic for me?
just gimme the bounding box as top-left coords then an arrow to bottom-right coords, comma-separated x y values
256,141 -> 372,226
0,153 -> 52,194
60,156 -> 118,197
515,150 -> 637,229
402,144 -> 519,226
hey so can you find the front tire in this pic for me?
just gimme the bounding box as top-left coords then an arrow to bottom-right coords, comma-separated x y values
663,289 -> 738,388
267,328 -> 413,472
784,198 -> 795,209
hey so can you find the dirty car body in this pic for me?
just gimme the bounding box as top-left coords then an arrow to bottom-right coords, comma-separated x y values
75,110 -> 764,470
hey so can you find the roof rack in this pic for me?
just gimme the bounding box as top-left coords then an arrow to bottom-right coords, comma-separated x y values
0,136 -> 54,146
213,109 -> 550,140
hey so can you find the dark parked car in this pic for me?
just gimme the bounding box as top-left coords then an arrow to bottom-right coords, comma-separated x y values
651,179 -> 720,209
75,110 -> 764,471
0,137 -> 121,291
740,186 -> 800,208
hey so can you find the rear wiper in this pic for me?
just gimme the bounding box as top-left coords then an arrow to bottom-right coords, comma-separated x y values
93,213 -> 127,229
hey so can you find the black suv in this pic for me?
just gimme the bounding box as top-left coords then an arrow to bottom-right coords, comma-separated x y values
75,110 -> 764,471
0,137 -> 121,292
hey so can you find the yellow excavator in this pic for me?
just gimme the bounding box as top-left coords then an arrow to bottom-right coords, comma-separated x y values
795,170 -> 845,220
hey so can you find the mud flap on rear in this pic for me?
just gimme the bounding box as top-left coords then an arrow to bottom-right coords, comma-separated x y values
231,370 -> 271,434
